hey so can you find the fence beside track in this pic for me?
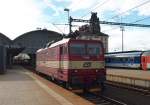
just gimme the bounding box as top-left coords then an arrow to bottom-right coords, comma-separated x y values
107,74 -> 150,90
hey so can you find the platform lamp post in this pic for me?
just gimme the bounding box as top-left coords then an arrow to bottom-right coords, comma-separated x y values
64,8 -> 71,34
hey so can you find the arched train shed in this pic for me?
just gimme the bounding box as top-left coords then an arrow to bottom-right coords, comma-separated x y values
0,33 -> 24,68
0,33 -> 12,45
13,29 -> 63,67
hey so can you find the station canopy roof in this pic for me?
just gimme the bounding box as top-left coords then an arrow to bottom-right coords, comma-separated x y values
0,29 -> 63,55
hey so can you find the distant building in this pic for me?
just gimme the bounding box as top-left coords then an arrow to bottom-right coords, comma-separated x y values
76,12 -> 109,53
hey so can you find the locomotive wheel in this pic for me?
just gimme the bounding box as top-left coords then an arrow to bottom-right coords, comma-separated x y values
47,76 -> 52,81
51,76 -> 55,81
100,82 -> 106,94
64,83 -> 72,90
36,70 -> 40,75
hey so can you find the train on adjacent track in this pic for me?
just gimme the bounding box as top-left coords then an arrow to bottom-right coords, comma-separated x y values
105,51 -> 150,70
36,38 -> 106,91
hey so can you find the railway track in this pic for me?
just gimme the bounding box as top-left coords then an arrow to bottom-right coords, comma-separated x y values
36,70 -> 128,105
28,68 -> 125,105
78,92 -> 127,105
24,66 -> 150,105
76,80 -> 150,105
106,81 -> 150,96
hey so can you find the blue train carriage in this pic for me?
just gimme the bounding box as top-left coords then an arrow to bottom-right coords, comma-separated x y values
105,51 -> 143,69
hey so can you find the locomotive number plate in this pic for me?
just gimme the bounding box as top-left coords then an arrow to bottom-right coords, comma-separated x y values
83,62 -> 91,67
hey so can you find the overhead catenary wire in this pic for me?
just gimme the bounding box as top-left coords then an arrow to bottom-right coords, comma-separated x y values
81,0 -> 111,18
102,16 -> 150,33
64,0 -> 150,33
51,23 -> 64,34
72,0 -> 111,32
132,16 -> 150,23
108,0 -> 150,20
79,0 -> 150,33
102,0 -> 150,32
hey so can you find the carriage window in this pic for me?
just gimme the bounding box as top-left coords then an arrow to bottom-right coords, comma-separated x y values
125,58 -> 128,62
87,44 -> 101,55
130,58 -> 134,62
70,43 -> 85,55
106,58 -> 111,62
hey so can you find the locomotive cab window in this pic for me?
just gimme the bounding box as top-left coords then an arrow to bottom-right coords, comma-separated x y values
87,44 -> 101,56
70,43 -> 85,55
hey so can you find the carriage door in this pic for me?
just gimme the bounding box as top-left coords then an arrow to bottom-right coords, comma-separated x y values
130,57 -> 134,66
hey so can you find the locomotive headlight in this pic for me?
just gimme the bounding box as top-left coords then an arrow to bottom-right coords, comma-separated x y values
96,70 -> 98,72
74,70 -> 78,72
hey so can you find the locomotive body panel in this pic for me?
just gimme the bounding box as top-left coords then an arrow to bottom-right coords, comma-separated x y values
36,38 -> 106,90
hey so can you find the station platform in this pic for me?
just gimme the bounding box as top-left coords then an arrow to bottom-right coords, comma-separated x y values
107,68 -> 150,80
107,68 -> 150,88
0,66 -> 93,105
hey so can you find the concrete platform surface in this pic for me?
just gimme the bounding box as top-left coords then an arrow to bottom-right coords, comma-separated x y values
0,66 -> 93,105
107,68 -> 150,80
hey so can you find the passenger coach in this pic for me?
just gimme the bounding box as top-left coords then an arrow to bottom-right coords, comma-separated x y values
105,51 -> 143,69
105,51 -> 150,70
36,38 -> 106,91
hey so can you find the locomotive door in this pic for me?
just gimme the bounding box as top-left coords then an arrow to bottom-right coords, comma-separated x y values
59,46 -> 68,70
58,45 -> 68,81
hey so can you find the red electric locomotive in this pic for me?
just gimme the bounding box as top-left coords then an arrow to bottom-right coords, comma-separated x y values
36,38 -> 106,91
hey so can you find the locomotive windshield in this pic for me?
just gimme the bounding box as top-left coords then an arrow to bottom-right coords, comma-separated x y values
70,43 -> 85,55
70,43 -> 101,56
87,44 -> 101,55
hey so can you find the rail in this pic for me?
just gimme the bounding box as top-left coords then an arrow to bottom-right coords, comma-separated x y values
78,92 -> 127,105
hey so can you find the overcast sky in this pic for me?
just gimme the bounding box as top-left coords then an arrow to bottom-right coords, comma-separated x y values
0,0 -> 150,52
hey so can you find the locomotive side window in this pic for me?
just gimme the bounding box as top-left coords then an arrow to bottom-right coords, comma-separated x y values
87,44 -> 101,55
49,48 -> 56,58
70,43 -> 85,55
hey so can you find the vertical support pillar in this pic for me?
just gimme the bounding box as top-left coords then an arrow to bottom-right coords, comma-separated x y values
29,54 -> 36,69
0,45 -> 6,74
